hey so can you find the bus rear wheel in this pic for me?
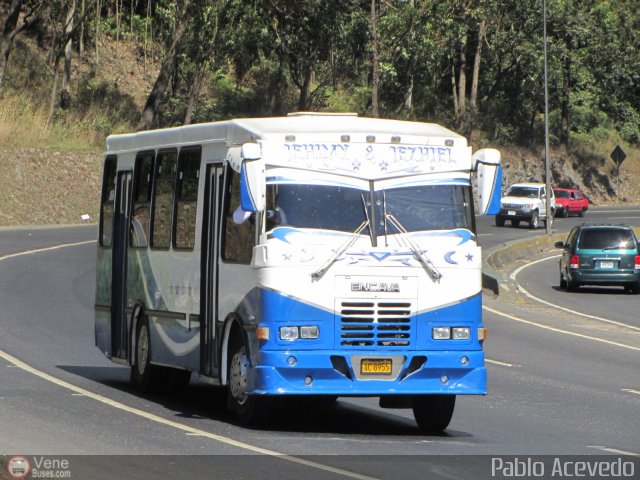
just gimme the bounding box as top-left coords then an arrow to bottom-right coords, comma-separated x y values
130,316 -> 163,393
227,340 -> 272,425
412,394 -> 456,433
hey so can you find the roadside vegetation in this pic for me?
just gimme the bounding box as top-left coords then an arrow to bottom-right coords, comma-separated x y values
0,0 -> 639,225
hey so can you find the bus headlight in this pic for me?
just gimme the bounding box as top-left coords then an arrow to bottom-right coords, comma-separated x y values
300,326 -> 319,339
279,327 -> 299,341
452,327 -> 471,340
432,327 -> 471,340
432,327 -> 451,340
279,326 -> 319,340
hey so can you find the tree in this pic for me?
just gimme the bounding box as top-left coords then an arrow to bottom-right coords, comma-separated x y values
137,0 -> 194,130
0,0 -> 44,92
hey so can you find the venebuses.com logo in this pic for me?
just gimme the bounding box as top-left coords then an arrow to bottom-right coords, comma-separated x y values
6,457 -> 30,479
4,456 -> 72,479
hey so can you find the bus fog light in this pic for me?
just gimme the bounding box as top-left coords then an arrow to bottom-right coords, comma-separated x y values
452,327 -> 470,340
279,327 -> 299,341
304,376 -> 313,386
287,356 -> 297,366
432,327 -> 451,340
460,356 -> 469,366
300,326 -> 319,339
440,375 -> 449,384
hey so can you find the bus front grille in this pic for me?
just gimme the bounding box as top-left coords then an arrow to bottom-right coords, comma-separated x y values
338,301 -> 413,347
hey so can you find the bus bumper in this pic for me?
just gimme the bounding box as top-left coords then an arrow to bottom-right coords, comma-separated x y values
251,350 -> 486,395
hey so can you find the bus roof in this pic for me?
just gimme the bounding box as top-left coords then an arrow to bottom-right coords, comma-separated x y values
105,114 -> 467,153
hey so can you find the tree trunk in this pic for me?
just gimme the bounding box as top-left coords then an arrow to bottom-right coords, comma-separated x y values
297,64 -> 313,111
457,45 -> 467,121
48,55 -> 61,124
370,0 -> 379,118
137,1 -> 193,131
0,0 -> 25,92
451,54 -> 459,115
79,0 -> 85,55
183,69 -> 204,125
470,20 -> 485,113
61,0 -> 75,109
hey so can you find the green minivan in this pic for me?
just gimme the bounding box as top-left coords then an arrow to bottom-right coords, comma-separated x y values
555,224 -> 640,293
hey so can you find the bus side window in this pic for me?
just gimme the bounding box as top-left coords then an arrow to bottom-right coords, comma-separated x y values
222,167 -> 255,263
151,150 -> 177,249
131,151 -> 154,248
100,155 -> 118,247
174,148 -> 201,250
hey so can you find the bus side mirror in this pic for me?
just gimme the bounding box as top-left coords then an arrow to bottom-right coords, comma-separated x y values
473,148 -> 502,215
239,143 -> 266,213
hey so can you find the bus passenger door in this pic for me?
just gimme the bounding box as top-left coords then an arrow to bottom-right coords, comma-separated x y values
200,164 -> 222,377
111,171 -> 132,360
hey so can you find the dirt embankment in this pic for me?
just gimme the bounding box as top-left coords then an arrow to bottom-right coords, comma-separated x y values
0,147 -> 102,226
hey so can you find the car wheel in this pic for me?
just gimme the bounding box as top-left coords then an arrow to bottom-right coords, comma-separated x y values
495,215 -> 505,227
578,208 -> 586,217
511,219 -> 520,227
561,208 -> 569,218
227,337 -> 272,425
412,394 -> 456,433
130,316 -> 164,393
625,282 -> 640,294
567,279 -> 579,292
559,271 -> 567,290
529,211 -> 539,229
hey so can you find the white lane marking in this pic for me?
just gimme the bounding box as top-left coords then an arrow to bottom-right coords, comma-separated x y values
0,348 -> 379,480
0,240 -> 381,480
510,255 -> 640,333
486,359 -> 519,368
587,446 -> 640,456
483,306 -> 640,352
622,388 -> 640,396
478,233 -> 494,236
593,209 -> 640,213
0,240 -> 96,262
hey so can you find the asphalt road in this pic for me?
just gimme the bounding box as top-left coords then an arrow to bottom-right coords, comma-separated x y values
1,208 -> 639,479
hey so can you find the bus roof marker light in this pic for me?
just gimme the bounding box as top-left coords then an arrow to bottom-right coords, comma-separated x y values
366,135 -> 376,143
285,135 -> 295,142
341,135 -> 350,142
445,139 -> 454,147
391,136 -> 401,143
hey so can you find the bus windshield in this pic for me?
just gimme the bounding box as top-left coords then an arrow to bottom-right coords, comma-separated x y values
265,182 -> 473,234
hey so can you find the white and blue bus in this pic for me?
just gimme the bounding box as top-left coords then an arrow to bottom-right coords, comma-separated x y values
95,113 -> 501,432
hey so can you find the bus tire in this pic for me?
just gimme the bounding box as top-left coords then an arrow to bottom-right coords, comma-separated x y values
130,316 -> 163,393
227,338 -> 272,425
412,394 -> 456,433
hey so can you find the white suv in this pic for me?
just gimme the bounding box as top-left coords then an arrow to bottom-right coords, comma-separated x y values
496,182 -> 555,229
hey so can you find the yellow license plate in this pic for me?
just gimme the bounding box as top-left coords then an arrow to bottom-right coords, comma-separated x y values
361,359 -> 392,375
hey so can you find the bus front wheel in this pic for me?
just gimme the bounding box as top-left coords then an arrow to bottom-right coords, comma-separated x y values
130,316 -> 163,393
227,340 -> 272,424
412,394 -> 456,433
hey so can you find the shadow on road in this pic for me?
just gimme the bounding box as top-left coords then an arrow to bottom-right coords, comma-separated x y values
56,365 -> 471,439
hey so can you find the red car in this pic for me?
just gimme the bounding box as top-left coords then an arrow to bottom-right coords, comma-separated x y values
553,188 -> 589,217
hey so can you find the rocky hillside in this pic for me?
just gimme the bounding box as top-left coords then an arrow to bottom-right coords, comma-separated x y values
0,147 -> 102,226
500,144 -> 640,205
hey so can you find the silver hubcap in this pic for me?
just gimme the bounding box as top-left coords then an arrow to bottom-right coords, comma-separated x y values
137,324 -> 149,376
229,348 -> 249,406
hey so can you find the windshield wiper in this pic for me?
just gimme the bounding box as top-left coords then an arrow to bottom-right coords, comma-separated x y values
361,193 -> 376,247
311,220 -> 369,281
385,213 -> 442,282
